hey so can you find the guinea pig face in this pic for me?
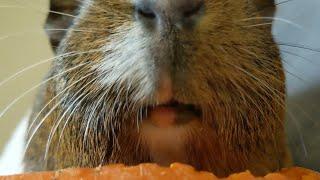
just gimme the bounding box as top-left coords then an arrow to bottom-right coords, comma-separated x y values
58,0 -> 284,135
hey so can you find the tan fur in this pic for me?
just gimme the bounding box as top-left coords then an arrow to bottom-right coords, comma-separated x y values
24,0 -> 292,177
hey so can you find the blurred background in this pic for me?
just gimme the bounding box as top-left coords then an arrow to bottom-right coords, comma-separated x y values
0,0 -> 319,170
0,0 -> 51,152
274,0 -> 320,170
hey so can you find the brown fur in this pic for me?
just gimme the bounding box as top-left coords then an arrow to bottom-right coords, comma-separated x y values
24,0 -> 292,177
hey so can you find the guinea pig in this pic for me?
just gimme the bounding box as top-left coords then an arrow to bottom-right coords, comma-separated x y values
24,0 -> 292,177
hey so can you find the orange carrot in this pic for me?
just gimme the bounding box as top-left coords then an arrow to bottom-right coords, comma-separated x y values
0,163 -> 319,180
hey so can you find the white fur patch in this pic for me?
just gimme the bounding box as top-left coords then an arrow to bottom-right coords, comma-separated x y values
95,23 -> 156,103
0,116 -> 28,175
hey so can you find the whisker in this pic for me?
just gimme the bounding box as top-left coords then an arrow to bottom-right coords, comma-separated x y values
27,71 -> 97,136
243,22 -> 272,28
83,90 -> 109,146
24,72 -> 96,159
242,66 -> 311,158
231,46 -> 284,84
287,112 -> 308,158
0,61 -> 90,120
229,78 -> 266,119
253,0 -> 295,16
233,65 -> 310,155
57,76 -> 102,148
24,98 -> 63,160
44,75 -> 99,161
1,0 -> 130,22
282,61 -> 311,84
276,0 -> 295,6
0,49 -> 101,88
278,42 -> 320,53
0,52 -> 72,87
0,28 -> 103,41
231,45 -> 317,85
56,96 -> 86,148
0,5 -> 78,19
280,50 -> 320,66
239,17 -> 303,30
218,46 -> 286,124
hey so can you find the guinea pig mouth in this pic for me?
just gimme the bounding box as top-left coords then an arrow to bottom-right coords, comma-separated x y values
145,100 -> 202,127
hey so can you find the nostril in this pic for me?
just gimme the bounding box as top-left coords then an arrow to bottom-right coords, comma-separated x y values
136,6 -> 156,19
183,1 -> 205,18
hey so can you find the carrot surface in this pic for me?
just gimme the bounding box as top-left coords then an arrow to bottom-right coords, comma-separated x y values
1,163 -> 319,180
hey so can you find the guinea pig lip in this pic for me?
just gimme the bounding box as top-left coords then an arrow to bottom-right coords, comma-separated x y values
145,100 -> 202,119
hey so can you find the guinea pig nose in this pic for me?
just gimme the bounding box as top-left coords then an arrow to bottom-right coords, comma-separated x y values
135,4 -> 156,19
181,0 -> 205,19
135,0 -> 205,29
